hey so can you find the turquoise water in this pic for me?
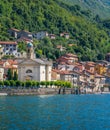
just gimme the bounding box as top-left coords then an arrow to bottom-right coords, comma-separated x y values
0,94 -> 110,130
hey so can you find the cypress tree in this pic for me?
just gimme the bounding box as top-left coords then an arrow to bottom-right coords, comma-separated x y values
7,68 -> 13,80
13,71 -> 18,81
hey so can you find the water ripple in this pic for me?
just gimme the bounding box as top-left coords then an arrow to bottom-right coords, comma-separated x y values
0,94 -> 110,130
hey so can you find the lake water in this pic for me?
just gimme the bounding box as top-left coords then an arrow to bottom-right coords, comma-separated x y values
0,94 -> 110,130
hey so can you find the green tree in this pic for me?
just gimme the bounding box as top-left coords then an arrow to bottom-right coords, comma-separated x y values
13,71 -> 18,80
36,81 -> 40,88
31,81 -> 36,87
7,69 -> 13,80
9,80 -> 16,87
25,81 -> 32,88
21,81 -> 25,87
15,80 -> 21,87
4,80 -> 10,87
0,81 -> 4,87
40,81 -> 46,88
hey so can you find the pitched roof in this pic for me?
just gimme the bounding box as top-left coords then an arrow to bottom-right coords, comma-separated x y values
10,28 -> 20,32
58,70 -> 72,75
0,41 -> 17,45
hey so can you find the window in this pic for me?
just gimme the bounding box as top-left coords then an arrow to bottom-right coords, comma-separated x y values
26,69 -> 32,73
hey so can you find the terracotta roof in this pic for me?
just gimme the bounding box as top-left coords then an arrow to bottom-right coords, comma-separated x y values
95,74 -> 105,78
74,65 -> 83,71
56,45 -> 62,48
73,70 -> 81,75
10,28 -> 20,32
0,61 -> 5,65
59,70 -> 72,75
60,32 -> 69,35
21,30 -> 31,33
86,62 -> 95,67
52,69 -> 60,73
4,65 -> 17,69
7,59 -> 18,65
65,53 -> 78,58
49,34 -> 56,36
0,41 -> 17,45
17,37 -> 33,42
68,44 -> 77,47
83,69 -> 94,75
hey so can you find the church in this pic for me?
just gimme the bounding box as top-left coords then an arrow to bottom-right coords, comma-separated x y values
18,42 -> 52,81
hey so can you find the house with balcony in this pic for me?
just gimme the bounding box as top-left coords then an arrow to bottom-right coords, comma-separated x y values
0,41 -> 19,57
93,74 -> 105,92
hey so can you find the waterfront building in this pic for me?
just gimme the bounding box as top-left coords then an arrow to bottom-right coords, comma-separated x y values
18,42 -> 52,81
95,63 -> 107,75
0,65 -> 4,81
0,59 -> 18,80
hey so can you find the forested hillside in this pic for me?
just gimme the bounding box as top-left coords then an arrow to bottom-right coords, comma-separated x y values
0,0 -> 110,61
60,0 -> 110,19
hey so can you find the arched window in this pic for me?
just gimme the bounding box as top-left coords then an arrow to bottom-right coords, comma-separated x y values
26,69 -> 32,73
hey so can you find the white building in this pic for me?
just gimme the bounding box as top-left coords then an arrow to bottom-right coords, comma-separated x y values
18,42 -> 52,81
33,31 -> 48,40
0,41 -> 19,57
0,65 -> 4,81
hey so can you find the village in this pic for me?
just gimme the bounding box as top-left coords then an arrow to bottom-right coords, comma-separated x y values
0,28 -> 110,94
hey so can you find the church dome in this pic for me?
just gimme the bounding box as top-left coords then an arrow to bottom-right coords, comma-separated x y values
27,42 -> 33,48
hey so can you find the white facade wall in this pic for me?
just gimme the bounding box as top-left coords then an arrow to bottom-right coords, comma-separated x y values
40,65 -> 46,81
18,59 -> 52,82
0,68 -> 4,81
46,65 -> 52,81
33,66 -> 40,81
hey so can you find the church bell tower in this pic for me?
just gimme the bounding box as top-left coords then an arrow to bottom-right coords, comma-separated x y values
26,42 -> 34,59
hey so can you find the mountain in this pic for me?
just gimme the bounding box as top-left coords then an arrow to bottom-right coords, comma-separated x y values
0,0 -> 110,61
60,0 -> 110,19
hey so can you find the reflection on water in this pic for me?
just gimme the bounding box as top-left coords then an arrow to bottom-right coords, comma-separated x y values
0,94 -> 110,130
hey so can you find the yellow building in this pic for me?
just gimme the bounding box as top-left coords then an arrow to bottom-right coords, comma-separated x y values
95,64 -> 107,75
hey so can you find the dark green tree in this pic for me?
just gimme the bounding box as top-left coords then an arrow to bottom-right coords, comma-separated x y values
4,80 -> 10,87
15,80 -> 21,87
9,80 -> 16,87
13,71 -> 18,80
7,69 -> 13,80
25,81 -> 32,88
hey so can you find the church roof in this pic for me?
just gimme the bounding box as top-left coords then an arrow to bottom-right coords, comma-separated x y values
18,58 -> 52,66
27,42 -> 33,48
33,59 -> 52,65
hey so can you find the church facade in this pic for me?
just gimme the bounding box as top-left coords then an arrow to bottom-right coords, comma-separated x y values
18,42 -> 52,81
